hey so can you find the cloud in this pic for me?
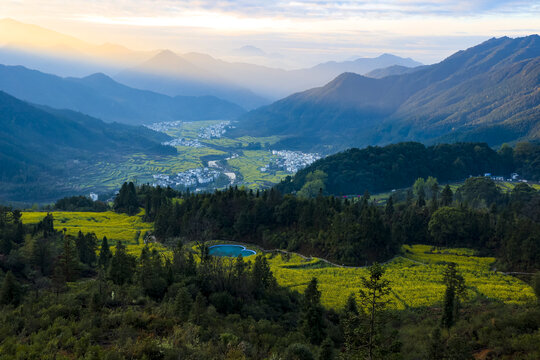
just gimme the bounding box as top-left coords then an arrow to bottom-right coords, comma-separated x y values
2,0 -> 539,67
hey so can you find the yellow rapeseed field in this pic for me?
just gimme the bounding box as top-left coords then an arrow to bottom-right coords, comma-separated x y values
21,211 -> 153,245
22,211 -> 536,310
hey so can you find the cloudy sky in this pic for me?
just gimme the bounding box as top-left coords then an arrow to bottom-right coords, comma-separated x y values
3,0 -> 539,67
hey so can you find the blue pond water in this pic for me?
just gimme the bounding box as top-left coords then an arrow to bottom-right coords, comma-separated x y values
209,244 -> 256,257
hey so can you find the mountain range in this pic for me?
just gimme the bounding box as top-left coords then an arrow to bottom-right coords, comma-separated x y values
236,35 -> 540,151
0,19 -> 423,108
116,50 -> 421,107
0,90 -> 175,201
0,64 -> 245,125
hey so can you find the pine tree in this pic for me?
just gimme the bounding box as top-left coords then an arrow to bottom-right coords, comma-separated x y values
427,327 -> 445,360
358,262 -> 393,360
251,255 -> 274,298
318,337 -> 335,360
175,287 -> 193,322
302,277 -> 326,345
385,196 -> 394,219
56,235 -> 79,283
0,271 -> 21,306
98,237 -> 112,269
417,187 -> 426,207
441,262 -> 465,328
441,185 -> 453,206
108,241 -> 136,285
190,292 -> 207,325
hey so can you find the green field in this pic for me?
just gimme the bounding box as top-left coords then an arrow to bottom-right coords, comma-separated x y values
227,149 -> 290,187
63,121 -> 293,193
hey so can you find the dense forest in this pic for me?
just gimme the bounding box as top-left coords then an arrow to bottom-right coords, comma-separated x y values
122,176 -> 538,271
276,142 -> 540,196
1,173 -> 540,359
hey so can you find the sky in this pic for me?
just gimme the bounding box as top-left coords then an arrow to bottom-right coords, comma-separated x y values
2,0 -> 540,67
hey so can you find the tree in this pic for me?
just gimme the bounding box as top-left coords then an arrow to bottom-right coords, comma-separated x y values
302,277 -> 326,345
342,293 -> 364,358
175,287 -> 193,322
114,182 -> 139,215
190,292 -> 207,325
55,235 -> 79,283
251,255 -> 274,298
428,207 -> 471,248
440,185 -> 453,206
358,262 -> 393,360
98,237 -> 112,269
385,196 -> 394,219
284,343 -> 315,360
298,170 -> 327,198
108,241 -> 136,285
441,263 -> 465,328
138,246 -> 167,300
0,271 -> 21,306
75,232 -> 98,266
318,337 -> 334,360
532,272 -> 540,305
37,213 -> 55,238
427,327 -> 445,360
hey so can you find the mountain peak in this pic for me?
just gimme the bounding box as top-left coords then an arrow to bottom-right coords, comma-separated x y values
82,72 -> 115,84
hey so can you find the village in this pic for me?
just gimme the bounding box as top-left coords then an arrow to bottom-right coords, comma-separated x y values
198,121 -> 232,139
261,150 -> 322,173
152,167 -> 226,190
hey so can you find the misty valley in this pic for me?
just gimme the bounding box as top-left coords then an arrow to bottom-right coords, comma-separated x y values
0,14 -> 539,360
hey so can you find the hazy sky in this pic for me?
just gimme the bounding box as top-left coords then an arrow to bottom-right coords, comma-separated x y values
3,0 -> 539,67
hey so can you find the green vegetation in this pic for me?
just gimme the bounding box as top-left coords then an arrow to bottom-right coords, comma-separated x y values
277,141 -> 540,196
236,36 -> 540,151
1,172 -> 539,359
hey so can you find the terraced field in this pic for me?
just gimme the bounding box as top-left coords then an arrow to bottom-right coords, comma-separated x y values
227,150 -> 290,187
67,120 -> 295,193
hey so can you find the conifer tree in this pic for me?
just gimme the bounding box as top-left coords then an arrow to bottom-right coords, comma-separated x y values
319,337 -> 335,360
441,263 -> 465,328
56,235 -> 79,283
301,277 -> 326,345
0,271 -> 21,306
441,185 -> 453,206
98,236 -> 112,269
175,287 -> 193,322
108,241 -> 136,285
358,262 -> 393,360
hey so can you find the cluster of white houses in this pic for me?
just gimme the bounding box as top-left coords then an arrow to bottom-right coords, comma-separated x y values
153,167 -> 222,188
483,172 -> 528,183
260,150 -> 321,173
198,121 -> 231,139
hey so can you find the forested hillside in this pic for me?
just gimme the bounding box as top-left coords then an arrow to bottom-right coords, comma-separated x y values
237,35 -> 540,151
0,91 -> 175,201
276,142 -> 540,196
0,64 -> 245,125
1,174 -> 538,359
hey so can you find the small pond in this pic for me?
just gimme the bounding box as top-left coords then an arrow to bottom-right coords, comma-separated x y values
208,244 -> 256,257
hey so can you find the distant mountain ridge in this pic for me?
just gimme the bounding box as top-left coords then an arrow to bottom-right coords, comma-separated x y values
0,64 -> 245,125
117,50 -> 423,105
236,35 -> 540,151
0,19 -> 424,105
365,65 -> 425,78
